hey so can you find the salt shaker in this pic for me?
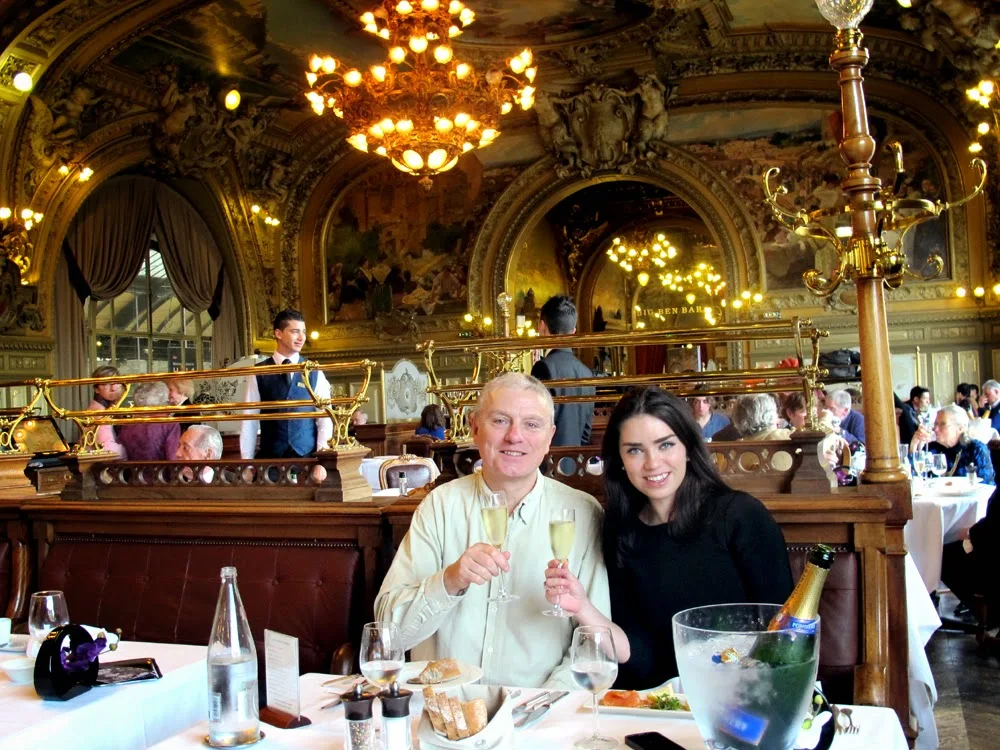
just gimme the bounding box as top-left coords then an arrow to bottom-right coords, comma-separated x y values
397,471 -> 408,497
342,683 -> 376,750
380,682 -> 412,750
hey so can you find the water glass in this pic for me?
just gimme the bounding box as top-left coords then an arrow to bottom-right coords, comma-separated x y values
898,444 -> 909,475
570,626 -> 618,750
359,622 -> 404,688
930,453 -> 948,478
28,591 -> 69,643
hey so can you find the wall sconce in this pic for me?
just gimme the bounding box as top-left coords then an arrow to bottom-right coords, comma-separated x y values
250,204 -> 281,226
460,311 -> 493,338
58,163 -> 94,182
955,285 -> 992,305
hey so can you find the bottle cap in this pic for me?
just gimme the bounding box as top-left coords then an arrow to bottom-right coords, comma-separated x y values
808,544 -> 835,569
342,683 -> 377,721
381,681 -> 412,718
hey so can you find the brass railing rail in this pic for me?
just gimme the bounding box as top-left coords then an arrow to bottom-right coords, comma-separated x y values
0,359 -> 375,456
418,317 -> 829,441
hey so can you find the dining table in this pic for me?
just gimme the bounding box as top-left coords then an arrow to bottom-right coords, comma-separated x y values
904,478 -> 993,593
0,640 -> 207,750
154,672 -> 908,750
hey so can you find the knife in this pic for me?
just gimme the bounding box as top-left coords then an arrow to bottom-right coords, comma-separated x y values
512,691 -> 553,716
514,691 -> 568,729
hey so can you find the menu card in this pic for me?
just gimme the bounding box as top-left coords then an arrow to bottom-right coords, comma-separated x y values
264,629 -> 306,724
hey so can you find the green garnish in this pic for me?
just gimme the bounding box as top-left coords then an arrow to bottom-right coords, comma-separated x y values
648,693 -> 685,711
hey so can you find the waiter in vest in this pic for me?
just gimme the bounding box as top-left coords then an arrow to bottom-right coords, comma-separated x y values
239,309 -> 333,459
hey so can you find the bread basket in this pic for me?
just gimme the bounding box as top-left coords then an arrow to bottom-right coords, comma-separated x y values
417,685 -> 515,749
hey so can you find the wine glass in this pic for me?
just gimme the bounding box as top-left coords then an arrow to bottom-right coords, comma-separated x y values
480,490 -> 518,603
571,625 -> 618,750
28,591 -> 69,650
359,622 -> 404,689
911,451 -> 926,480
543,508 -> 576,618
930,453 -> 948,479
898,444 -> 910,476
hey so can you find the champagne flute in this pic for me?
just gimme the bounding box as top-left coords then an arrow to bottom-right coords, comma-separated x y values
571,625 -> 619,750
911,451 -> 926,480
359,622 -> 404,688
481,490 -> 518,603
543,508 -> 576,618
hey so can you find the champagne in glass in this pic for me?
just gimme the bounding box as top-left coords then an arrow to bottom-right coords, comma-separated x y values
571,625 -> 618,750
481,490 -> 518,603
360,622 -> 405,687
543,508 -> 576,618
911,452 -> 926,480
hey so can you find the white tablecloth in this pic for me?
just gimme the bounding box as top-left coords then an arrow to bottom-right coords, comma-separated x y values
360,456 -> 398,490
905,481 -> 993,593
905,553 -> 942,750
154,673 -> 907,749
0,641 -> 206,750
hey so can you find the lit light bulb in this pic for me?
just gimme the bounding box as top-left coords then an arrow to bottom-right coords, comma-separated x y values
21,208 -> 33,220
310,330 -> 320,340
956,287 -> 968,298
459,8 -> 475,25
970,142 -> 983,153
348,133 -> 369,152
509,56 -> 525,74
434,45 -> 453,64
462,142 -> 474,152
379,117 -> 395,132
396,1 -> 414,14
525,67 -> 537,82
454,112 -> 470,127
464,313 -> 474,322
409,36 -> 428,53
741,290 -> 751,300
390,47 -> 406,63
993,283 -> 1000,296
435,118 -> 454,133
752,293 -> 763,303
978,122 -> 991,135
448,25 -> 461,37
402,149 -> 424,170
306,72 -> 318,86
364,23 -> 377,33
361,12 -> 376,24
482,316 -> 492,326
344,69 -> 362,86
378,29 -> 389,39
251,204 -> 261,213
685,293 -> 696,305
427,149 -> 449,170
638,272 -> 650,287
974,286 -> 986,298
421,0 -> 439,9
449,0 -> 464,13
732,299 -> 743,309
371,65 -> 386,82
58,164 -> 71,176
0,207 -> 9,220
979,80 -> 995,96
309,55 -> 323,73
455,63 -> 471,80
501,101 -> 512,114
396,119 -> 414,132
223,89 -> 241,110
322,56 -> 337,74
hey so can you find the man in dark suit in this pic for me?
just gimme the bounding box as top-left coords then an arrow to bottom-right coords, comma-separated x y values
239,309 -> 333,459
530,295 -> 595,446
899,386 -> 930,446
942,485 -> 999,633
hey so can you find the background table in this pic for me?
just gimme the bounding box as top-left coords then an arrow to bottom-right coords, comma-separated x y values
154,673 -> 907,749
905,481 -> 993,593
360,456 -> 398,490
0,641 -> 206,750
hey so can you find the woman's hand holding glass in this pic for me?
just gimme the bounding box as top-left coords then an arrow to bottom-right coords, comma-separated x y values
544,560 -> 586,615
543,508 -> 576,617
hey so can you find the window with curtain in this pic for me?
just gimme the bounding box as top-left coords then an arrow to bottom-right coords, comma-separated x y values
86,238 -> 213,374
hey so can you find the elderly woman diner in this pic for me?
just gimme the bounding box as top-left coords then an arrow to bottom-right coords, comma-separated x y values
733,393 -> 792,441
910,404 -> 995,485
117,381 -> 180,461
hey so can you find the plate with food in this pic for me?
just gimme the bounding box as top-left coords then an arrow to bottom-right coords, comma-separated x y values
925,477 -> 982,497
594,684 -> 693,720
399,658 -> 484,691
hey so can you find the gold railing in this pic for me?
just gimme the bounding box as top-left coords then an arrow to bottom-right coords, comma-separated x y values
0,359 -> 375,456
418,317 -> 829,441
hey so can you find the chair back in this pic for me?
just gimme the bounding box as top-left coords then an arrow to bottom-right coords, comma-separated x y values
379,455 -> 439,489
402,435 -> 434,457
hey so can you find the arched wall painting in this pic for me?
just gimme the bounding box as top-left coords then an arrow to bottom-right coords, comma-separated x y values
668,107 -> 949,291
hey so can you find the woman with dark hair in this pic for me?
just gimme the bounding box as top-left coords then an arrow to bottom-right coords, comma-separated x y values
415,403 -> 446,441
544,386 -> 793,687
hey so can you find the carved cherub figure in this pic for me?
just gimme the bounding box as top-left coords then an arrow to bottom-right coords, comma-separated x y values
263,153 -> 293,203
632,75 -> 672,156
225,105 -> 262,153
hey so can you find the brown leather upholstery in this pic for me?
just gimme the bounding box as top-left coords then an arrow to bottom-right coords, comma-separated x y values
37,538 -> 364,676
380,457 -> 437,490
788,545 -> 859,703
0,539 -> 10,617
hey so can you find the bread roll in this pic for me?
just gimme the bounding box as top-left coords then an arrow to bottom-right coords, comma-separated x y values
422,686 -> 447,735
449,696 -> 471,739
462,697 -> 489,735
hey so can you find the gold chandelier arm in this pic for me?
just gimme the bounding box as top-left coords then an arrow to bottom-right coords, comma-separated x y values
940,158 -> 988,212
803,264 -> 846,297
882,139 -> 907,199
0,380 -> 43,454
762,168 -> 809,226
902,253 -> 944,281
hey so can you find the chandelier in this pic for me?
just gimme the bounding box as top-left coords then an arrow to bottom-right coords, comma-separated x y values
606,233 -> 678,287
305,0 -> 536,187
0,206 -> 41,279
966,79 -> 998,154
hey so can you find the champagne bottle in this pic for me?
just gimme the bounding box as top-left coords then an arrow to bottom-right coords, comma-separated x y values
748,544 -> 835,666
207,566 -> 260,747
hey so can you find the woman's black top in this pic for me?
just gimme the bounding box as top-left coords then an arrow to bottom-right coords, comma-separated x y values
610,489 -> 794,689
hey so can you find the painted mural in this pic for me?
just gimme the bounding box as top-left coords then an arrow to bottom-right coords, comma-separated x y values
461,0 -> 650,46
671,107 -> 949,291
510,219 -> 568,323
324,164 -> 484,322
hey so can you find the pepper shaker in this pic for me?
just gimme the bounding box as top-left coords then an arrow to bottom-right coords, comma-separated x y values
397,471 -> 408,497
381,682 -> 412,750
342,683 -> 377,750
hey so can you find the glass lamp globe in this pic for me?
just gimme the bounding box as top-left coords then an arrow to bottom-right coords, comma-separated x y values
814,0 -> 873,30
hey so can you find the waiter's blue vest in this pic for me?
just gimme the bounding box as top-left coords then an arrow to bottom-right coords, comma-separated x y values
255,359 -> 318,458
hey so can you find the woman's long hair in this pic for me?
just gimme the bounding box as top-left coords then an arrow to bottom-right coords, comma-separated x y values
601,387 -> 729,569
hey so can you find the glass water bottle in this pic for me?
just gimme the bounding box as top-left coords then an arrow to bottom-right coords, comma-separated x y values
207,566 -> 261,747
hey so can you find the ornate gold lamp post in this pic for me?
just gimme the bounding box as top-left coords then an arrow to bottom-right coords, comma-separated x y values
764,0 -> 987,484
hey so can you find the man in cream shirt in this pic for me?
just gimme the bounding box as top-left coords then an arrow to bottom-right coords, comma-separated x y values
376,372 -> 626,689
